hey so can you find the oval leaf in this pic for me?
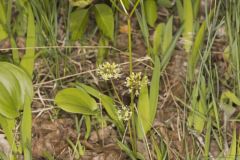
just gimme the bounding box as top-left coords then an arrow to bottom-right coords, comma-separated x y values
94,4 -> 114,40
70,8 -> 89,41
0,62 -> 33,118
144,0 -> 158,27
55,88 -> 98,115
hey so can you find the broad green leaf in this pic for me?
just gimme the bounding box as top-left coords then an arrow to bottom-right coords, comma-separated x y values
20,4 -> 36,77
183,0 -> 193,53
94,4 -> 114,40
55,88 -> 98,115
144,0 -> 158,27
153,23 -> 165,55
0,62 -> 33,158
70,8 -> 89,41
21,97 -> 32,160
69,0 -> 93,8
227,127 -> 236,160
162,16 -> 173,54
187,21 -> 206,81
0,0 -> 8,41
137,80 -> 150,139
149,56 -> 161,124
75,83 -> 124,131
0,62 -> 33,118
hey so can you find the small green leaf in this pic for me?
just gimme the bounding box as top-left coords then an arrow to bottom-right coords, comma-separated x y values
144,0 -> 158,27
153,23 -> 165,55
162,16 -> 173,54
55,88 -> 98,115
193,101 -> 205,133
70,8 -> 89,41
94,4 -> 114,40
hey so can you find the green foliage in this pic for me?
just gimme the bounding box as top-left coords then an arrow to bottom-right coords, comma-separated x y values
70,8 -> 89,41
187,21 -> 206,81
162,16 -> 173,54
54,88 -> 98,115
188,77 -> 207,133
94,4 -> 114,40
76,83 -> 124,131
144,0 -> 158,27
149,56 -> 161,125
137,78 -> 150,139
20,4 -> 36,77
0,62 -> 33,159
153,23 -> 165,55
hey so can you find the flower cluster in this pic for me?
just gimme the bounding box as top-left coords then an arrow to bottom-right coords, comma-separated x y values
117,106 -> 132,121
125,72 -> 148,96
97,62 -> 121,80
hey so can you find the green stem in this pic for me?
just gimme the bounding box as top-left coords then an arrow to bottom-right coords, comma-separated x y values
128,17 -> 133,73
127,16 -> 137,154
110,79 -> 124,106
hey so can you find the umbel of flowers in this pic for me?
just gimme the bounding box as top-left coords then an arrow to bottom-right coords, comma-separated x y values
97,62 -> 148,121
